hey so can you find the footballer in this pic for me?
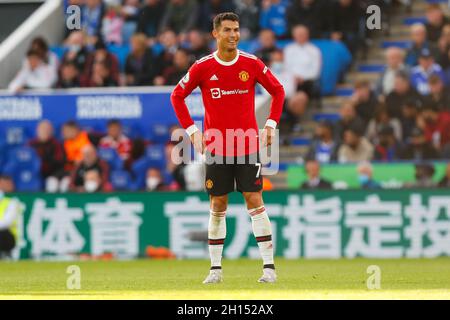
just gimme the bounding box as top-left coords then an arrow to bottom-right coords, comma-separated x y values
170,12 -> 285,284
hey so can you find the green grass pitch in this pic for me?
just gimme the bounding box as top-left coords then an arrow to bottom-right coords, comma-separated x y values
1,258 -> 450,299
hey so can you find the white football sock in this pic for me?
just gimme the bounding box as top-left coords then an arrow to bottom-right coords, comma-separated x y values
208,210 -> 226,269
249,206 -> 275,269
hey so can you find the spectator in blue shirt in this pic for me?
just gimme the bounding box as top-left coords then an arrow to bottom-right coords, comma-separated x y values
410,48 -> 445,95
259,0 -> 289,39
305,121 -> 339,163
81,0 -> 105,46
405,23 -> 438,67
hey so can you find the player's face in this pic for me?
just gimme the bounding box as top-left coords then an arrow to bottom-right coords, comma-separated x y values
214,20 -> 240,52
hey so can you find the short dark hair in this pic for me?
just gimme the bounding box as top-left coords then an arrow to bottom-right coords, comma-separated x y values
318,120 -> 334,133
176,47 -> 190,57
95,39 -> 107,51
64,120 -> 79,129
403,99 -> 419,109
107,119 -> 121,127
0,174 -> 13,181
26,48 -> 41,58
306,158 -> 320,166
346,122 -> 365,137
213,12 -> 239,30
422,105 -> 438,113
31,37 -> 48,53
62,60 -> 77,69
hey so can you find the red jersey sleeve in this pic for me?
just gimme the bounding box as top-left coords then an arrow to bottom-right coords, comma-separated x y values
255,58 -> 285,128
170,62 -> 202,132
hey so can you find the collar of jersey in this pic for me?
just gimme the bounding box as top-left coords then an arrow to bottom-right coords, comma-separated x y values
213,50 -> 240,66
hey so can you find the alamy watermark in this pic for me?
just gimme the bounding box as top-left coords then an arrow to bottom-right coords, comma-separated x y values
66,4 -> 383,32
66,5 -> 81,30
366,265 -> 381,290
366,5 -> 382,30
66,265 -> 81,290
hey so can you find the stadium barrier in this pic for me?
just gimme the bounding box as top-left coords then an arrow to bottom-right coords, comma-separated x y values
287,162 -> 449,189
0,87 -> 184,140
0,87 -> 270,143
10,189 -> 450,260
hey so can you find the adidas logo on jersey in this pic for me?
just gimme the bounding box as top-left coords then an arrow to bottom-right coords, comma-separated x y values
210,74 -> 219,81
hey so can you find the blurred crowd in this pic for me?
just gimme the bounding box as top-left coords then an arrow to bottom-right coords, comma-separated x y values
298,3 -> 450,190
8,0 -> 388,93
304,3 -> 450,167
19,119 -> 189,193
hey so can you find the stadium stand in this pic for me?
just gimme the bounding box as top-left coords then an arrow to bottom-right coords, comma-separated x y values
0,0 -> 449,192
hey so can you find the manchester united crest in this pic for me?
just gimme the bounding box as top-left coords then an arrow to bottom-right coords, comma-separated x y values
239,71 -> 249,82
205,179 -> 214,189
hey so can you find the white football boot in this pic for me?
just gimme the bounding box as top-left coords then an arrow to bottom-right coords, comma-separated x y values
258,268 -> 277,283
202,269 -> 223,284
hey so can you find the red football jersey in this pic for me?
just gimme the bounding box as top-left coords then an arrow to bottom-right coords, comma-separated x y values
171,50 -> 285,156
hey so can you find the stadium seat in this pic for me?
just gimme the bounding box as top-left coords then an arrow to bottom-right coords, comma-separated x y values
0,126 -> 33,146
110,170 -> 133,191
381,40 -> 411,49
15,170 -> 41,192
7,146 -> 41,172
313,113 -> 341,122
1,161 -> 16,177
403,17 -> 427,26
357,64 -> 385,73
278,162 -> 289,171
98,147 -> 123,171
335,87 -> 354,97
145,144 -> 166,170
122,123 -> 144,140
130,157 -> 150,190
1,146 -> 42,191
147,124 -> 170,144
290,137 -> 312,146
0,143 -> 7,170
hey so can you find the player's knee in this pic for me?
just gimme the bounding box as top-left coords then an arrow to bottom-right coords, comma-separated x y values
243,191 -> 263,209
210,195 -> 228,212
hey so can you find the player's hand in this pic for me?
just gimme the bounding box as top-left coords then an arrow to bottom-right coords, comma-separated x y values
190,130 -> 205,154
261,126 -> 275,147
